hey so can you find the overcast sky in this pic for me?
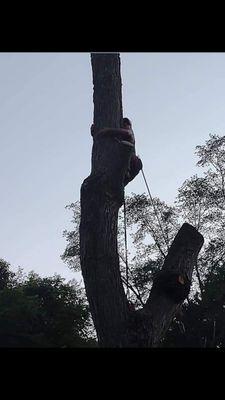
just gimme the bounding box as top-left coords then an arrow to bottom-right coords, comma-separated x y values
0,52 -> 225,282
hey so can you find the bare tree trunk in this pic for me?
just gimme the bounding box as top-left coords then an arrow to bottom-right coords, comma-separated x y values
80,53 -> 130,347
79,53 -> 204,347
91,53 -> 123,131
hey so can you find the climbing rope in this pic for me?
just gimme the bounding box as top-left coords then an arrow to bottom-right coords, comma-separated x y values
123,167 -> 169,298
141,168 -> 169,252
123,200 -> 130,298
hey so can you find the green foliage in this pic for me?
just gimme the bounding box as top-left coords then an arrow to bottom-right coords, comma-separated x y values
162,133 -> 225,347
0,259 -> 16,289
0,260 -> 96,347
61,202 -> 81,271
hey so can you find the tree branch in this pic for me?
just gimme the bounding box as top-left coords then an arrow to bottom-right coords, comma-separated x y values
142,222 -> 204,346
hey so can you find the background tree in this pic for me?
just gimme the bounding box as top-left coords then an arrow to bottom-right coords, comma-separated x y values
0,259 -> 96,347
162,134 -> 225,347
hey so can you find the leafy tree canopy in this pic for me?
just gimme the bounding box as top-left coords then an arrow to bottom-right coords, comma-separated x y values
0,259 -> 96,347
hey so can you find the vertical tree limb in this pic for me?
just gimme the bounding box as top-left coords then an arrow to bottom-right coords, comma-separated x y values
80,53 -> 132,347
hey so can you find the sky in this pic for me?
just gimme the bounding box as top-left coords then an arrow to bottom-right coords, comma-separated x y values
0,52 -> 225,282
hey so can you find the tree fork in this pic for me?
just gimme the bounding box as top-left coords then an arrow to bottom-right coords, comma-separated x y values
79,53 -> 204,347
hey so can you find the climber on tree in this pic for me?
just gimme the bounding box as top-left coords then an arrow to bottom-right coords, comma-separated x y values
91,117 -> 142,185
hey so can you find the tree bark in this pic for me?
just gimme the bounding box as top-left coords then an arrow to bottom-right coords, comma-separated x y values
144,223 -> 204,347
80,53 -> 131,347
91,53 -> 123,131
79,53 -> 204,347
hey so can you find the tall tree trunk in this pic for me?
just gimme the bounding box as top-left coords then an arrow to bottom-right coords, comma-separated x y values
80,53 -> 130,347
79,53 -> 204,347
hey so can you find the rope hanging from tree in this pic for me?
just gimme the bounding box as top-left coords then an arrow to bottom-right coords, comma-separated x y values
123,167 -> 169,298
123,200 -> 130,298
141,169 -> 169,250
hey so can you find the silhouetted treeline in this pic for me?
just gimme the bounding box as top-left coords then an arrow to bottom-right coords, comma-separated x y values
0,259 -> 96,347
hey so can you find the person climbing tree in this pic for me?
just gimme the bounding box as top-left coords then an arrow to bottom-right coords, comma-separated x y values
91,117 -> 143,186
